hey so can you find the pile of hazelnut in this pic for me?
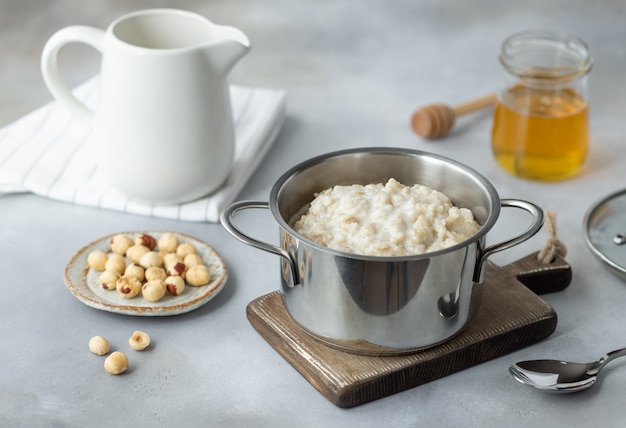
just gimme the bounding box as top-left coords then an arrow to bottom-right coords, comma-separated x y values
89,331 -> 150,375
87,232 -> 211,302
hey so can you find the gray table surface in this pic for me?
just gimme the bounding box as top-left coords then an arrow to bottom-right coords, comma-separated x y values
3,0 -> 626,427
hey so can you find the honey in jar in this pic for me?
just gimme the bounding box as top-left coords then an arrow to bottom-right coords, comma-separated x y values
491,31 -> 593,181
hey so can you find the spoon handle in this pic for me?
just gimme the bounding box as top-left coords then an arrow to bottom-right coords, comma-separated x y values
594,347 -> 626,373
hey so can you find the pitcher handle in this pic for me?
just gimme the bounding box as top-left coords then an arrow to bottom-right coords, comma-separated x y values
220,201 -> 301,285
474,199 -> 544,283
41,26 -> 104,125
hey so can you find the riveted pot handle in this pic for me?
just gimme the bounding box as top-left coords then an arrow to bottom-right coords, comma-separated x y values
473,199 -> 544,283
220,201 -> 300,286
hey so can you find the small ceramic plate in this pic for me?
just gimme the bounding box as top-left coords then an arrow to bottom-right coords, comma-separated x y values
584,189 -> 626,281
64,231 -> 228,316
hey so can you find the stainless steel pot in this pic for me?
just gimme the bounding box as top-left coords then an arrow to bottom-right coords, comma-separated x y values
220,148 -> 543,355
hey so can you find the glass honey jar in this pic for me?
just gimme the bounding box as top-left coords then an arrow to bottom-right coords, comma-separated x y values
491,30 -> 593,181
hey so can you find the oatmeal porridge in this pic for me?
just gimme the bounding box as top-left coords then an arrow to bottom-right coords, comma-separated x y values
292,178 -> 480,256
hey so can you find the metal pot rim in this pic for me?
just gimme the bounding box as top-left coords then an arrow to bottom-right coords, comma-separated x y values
268,147 -> 501,261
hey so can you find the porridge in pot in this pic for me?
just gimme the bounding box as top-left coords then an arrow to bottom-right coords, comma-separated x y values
292,178 -> 480,256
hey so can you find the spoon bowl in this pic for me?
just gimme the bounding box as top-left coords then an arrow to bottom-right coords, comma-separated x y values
509,347 -> 626,393
509,360 -> 598,393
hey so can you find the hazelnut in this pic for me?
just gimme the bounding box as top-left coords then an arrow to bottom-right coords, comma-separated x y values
183,253 -> 204,268
128,331 -> 150,351
145,266 -> 167,281
99,270 -> 120,291
141,279 -> 166,302
126,244 -> 150,264
139,251 -> 163,269
176,242 -> 197,258
104,351 -> 129,375
186,264 -> 211,286
166,262 -> 186,277
87,250 -> 108,271
88,336 -> 110,355
105,254 -> 126,275
116,275 -> 142,299
165,275 -> 185,296
110,234 -> 133,256
163,253 -> 183,268
158,233 -> 179,253
135,233 -> 156,250
124,263 -> 145,282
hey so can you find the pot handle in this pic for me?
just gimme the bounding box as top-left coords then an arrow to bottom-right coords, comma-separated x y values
220,200 -> 301,285
474,199 -> 544,283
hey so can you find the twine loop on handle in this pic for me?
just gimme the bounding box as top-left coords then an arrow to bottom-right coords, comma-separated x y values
537,209 -> 567,264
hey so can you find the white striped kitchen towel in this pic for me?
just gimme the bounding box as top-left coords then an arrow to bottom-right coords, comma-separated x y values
0,76 -> 286,222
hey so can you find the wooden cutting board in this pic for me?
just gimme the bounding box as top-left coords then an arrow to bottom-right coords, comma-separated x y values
246,251 -> 571,408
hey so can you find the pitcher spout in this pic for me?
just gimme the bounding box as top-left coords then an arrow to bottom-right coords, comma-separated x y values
205,25 -> 251,75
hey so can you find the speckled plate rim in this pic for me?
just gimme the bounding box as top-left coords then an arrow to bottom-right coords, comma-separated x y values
583,189 -> 626,281
64,231 -> 228,316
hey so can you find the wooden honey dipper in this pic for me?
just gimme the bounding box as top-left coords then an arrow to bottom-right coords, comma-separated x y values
411,93 -> 497,139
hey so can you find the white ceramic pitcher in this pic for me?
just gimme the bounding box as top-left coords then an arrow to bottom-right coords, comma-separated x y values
41,9 -> 250,204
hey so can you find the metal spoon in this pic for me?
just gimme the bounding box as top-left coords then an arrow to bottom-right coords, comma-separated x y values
509,347 -> 626,393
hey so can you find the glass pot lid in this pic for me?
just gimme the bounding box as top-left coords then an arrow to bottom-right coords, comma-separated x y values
584,189 -> 626,280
